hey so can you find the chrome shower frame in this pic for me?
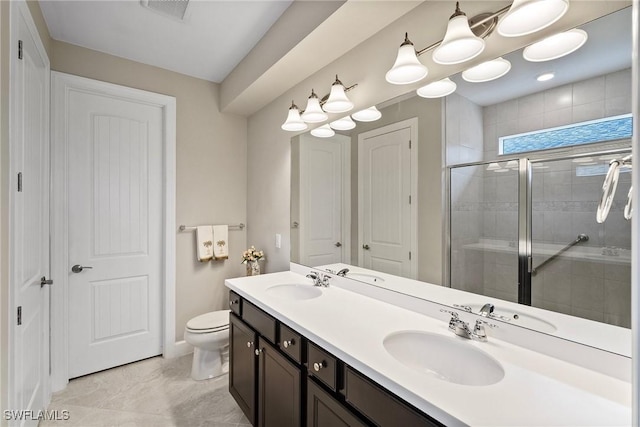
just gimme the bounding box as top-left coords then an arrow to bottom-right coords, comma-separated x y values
444,141 -> 632,305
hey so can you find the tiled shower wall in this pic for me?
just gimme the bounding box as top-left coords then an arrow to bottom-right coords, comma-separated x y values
448,68 -> 632,327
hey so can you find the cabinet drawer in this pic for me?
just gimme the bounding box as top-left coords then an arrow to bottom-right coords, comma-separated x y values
228,291 -> 242,316
243,301 -> 277,344
307,342 -> 338,391
279,324 -> 303,364
343,366 -> 443,427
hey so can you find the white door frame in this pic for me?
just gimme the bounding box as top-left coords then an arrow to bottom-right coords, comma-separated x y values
50,72 -> 177,391
9,0 -> 51,416
357,118 -> 418,279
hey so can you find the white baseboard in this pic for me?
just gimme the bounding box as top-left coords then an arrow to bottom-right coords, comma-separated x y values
164,340 -> 193,359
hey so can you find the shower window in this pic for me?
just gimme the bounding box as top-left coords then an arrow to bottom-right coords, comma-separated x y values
499,114 -> 632,155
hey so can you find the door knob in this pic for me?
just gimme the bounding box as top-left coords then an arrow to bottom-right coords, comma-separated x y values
335,242 -> 342,247
40,276 -> 53,288
362,244 -> 370,250
71,265 -> 93,273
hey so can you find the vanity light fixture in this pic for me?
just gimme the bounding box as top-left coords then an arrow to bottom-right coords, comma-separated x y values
497,0 -> 569,37
351,106 -> 382,122
385,33 -> 429,85
281,101 -> 308,131
329,116 -> 356,131
505,160 -> 519,170
486,162 -> 502,171
310,124 -> 335,138
523,29 -> 588,62
536,72 -> 555,82
416,78 -> 457,98
462,57 -> 511,83
432,2 -> 485,65
323,75 -> 354,113
300,89 -> 328,123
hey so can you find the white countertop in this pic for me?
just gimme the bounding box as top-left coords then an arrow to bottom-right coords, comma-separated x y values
226,271 -> 631,427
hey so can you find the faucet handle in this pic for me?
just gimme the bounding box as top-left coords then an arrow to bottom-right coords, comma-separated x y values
475,319 -> 498,328
439,308 -> 459,318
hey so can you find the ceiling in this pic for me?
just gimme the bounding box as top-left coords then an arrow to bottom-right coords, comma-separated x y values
39,0 -> 293,83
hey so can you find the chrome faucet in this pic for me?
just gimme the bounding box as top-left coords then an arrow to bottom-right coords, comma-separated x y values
306,271 -> 331,287
441,309 -> 497,341
336,268 -> 349,277
479,303 -> 495,317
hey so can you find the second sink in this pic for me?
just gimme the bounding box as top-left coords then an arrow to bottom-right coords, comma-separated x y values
383,331 -> 504,386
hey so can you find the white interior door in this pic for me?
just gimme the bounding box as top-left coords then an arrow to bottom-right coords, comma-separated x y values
359,122 -> 413,277
9,1 -> 51,425
299,134 -> 347,266
66,80 -> 163,378
9,2 -> 51,425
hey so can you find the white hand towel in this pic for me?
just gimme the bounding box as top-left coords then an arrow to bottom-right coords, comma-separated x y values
212,225 -> 229,260
196,226 -> 214,262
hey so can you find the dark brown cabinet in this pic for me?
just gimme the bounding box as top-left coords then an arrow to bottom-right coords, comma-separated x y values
307,379 -> 366,427
257,337 -> 302,427
230,314 -> 258,425
228,293 -> 444,427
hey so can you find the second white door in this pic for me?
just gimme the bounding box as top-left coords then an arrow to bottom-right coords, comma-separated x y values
359,120 -> 415,278
63,75 -> 164,378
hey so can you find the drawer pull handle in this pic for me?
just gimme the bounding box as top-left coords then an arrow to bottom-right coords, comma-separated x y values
283,339 -> 295,348
313,361 -> 326,372
229,299 -> 239,306
255,348 -> 264,356
246,341 -> 253,348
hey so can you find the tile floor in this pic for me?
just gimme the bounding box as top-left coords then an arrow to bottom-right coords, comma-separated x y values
40,355 -> 250,427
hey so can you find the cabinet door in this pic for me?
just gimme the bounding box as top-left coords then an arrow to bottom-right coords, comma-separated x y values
307,379 -> 366,427
230,314 -> 257,425
257,337 -> 302,427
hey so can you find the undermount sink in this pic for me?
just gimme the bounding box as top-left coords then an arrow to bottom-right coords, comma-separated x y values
266,284 -> 323,301
383,331 -> 504,386
464,303 -> 557,333
347,272 -> 385,284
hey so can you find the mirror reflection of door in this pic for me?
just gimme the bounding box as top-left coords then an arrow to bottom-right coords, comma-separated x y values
298,133 -> 351,266
358,120 -> 415,278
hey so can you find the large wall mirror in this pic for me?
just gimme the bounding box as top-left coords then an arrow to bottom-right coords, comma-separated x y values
291,6 -> 632,355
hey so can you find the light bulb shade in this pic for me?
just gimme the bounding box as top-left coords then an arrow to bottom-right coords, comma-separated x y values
301,92 -> 328,123
497,0 -> 569,37
486,162 -> 501,170
432,14 -> 485,65
416,78 -> 457,98
330,116 -> 356,131
323,80 -> 354,113
385,43 -> 428,85
352,106 -> 382,122
281,104 -> 308,132
311,124 -> 335,138
462,57 -> 511,83
523,29 -> 588,62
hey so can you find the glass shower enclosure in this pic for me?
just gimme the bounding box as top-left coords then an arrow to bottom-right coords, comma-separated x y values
448,148 -> 632,328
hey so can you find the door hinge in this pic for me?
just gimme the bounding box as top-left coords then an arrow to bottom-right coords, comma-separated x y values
17,306 -> 22,325
409,140 -> 412,149
17,172 -> 22,192
409,195 -> 411,204
409,251 -> 412,260
527,256 -> 533,273
18,40 -> 23,60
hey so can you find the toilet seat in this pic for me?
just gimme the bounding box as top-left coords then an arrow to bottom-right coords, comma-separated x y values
186,310 -> 230,334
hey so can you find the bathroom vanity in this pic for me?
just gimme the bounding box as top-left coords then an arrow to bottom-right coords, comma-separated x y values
226,270 -> 631,427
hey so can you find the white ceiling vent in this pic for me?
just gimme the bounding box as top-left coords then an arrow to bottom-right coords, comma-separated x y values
140,0 -> 191,22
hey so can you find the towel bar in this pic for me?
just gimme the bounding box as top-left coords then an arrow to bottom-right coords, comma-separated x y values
179,223 -> 245,231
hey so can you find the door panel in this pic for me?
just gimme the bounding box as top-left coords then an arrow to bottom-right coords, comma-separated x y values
230,315 -> 257,425
67,89 -> 163,378
360,127 -> 412,277
10,1 -> 50,424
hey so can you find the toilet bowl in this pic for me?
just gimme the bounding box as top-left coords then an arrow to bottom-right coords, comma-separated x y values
184,310 -> 230,380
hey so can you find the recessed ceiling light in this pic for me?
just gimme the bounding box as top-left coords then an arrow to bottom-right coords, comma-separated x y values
536,72 -> 555,82
523,29 -> 588,62
462,58 -> 511,83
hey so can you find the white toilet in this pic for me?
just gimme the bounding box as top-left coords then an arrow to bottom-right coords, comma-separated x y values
184,309 -> 230,380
